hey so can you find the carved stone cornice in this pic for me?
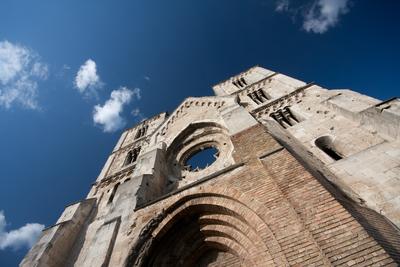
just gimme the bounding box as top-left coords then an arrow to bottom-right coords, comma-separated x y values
230,72 -> 279,96
93,164 -> 136,189
157,97 -> 228,136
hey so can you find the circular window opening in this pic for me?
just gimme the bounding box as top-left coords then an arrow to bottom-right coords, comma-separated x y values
184,146 -> 219,172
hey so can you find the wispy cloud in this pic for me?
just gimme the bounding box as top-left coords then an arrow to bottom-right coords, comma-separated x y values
131,108 -> 141,117
303,0 -> 350,33
0,40 -> 48,109
275,0 -> 351,34
131,107 -> 146,122
275,0 -> 289,12
0,210 -> 44,251
93,87 -> 140,132
131,87 -> 141,100
74,59 -> 102,97
55,64 -> 71,78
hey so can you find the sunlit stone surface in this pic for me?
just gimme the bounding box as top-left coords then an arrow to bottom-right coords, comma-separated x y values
21,67 -> 400,266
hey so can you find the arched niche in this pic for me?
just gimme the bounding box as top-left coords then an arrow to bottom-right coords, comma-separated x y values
314,135 -> 343,161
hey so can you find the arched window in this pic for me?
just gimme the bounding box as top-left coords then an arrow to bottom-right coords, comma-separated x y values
108,182 -> 120,203
135,125 -> 148,139
124,147 -> 141,166
133,147 -> 140,162
134,128 -> 142,139
124,151 -> 133,166
315,136 -> 343,161
248,89 -> 270,104
232,77 -> 248,89
270,107 -> 300,128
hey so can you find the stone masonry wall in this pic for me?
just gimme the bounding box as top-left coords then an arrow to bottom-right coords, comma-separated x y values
118,124 -> 398,266
21,66 -> 400,266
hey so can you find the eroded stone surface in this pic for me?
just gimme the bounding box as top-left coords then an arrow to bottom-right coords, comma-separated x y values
21,67 -> 400,267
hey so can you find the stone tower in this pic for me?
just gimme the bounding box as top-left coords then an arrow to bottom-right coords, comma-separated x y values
22,67 -> 400,266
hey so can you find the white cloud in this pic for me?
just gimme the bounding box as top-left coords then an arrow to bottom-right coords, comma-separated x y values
131,107 -> 146,122
55,64 -> 71,79
275,0 -> 289,12
0,210 -> 44,251
275,0 -> 350,34
74,59 -> 102,96
131,108 -> 141,117
93,87 -> 140,132
0,40 -> 48,109
131,87 -> 141,100
303,0 -> 350,33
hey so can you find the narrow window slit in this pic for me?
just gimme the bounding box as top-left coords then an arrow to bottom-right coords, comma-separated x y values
108,183 -> 120,203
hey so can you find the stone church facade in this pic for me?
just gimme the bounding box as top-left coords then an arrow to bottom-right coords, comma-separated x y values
22,67 -> 400,266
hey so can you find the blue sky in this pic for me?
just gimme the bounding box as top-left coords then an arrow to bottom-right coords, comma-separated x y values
0,0 -> 399,265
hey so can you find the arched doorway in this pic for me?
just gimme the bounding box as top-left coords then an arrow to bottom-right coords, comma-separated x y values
125,193 -> 287,267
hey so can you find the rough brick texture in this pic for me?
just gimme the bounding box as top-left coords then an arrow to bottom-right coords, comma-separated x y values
125,124 -> 398,266
22,66 -> 400,267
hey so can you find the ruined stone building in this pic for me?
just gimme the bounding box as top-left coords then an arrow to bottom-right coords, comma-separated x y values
22,67 -> 400,266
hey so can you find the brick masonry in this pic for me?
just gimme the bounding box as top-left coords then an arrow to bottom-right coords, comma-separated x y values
123,124 -> 398,266
21,66 -> 400,266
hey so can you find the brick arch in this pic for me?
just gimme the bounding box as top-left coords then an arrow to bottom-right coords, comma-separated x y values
160,217 -> 256,264
198,214 -> 261,245
127,191 -> 290,267
146,206 -> 255,267
157,187 -> 287,252
183,243 -> 243,267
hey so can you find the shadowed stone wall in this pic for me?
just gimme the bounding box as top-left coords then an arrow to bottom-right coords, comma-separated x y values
21,66 -> 400,267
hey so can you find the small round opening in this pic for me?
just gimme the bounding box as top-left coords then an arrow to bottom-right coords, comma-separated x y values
184,147 -> 219,172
